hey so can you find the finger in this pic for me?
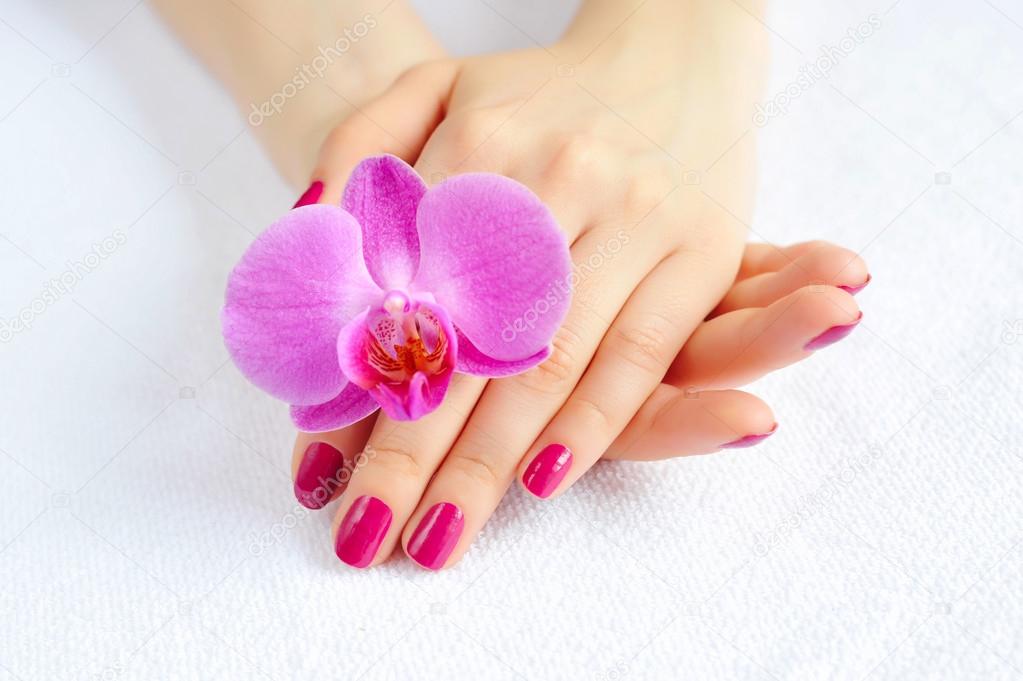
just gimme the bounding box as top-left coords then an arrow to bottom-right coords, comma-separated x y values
516,244 -> 738,500
605,385 -> 776,460
716,244 -> 869,314
397,222 -> 665,569
295,60 -> 460,206
736,240 -> 853,281
291,416 -> 376,509
329,375 -> 487,568
669,285 -> 862,390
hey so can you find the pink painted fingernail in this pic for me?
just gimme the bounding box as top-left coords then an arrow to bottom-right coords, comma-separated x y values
522,444 -> 572,499
407,502 -> 464,571
335,495 -> 392,568
293,180 -> 323,208
294,441 -> 346,509
721,423 -> 778,449
804,312 -> 863,351
839,274 -> 871,295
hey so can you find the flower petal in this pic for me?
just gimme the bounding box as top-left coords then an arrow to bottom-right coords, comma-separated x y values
455,329 -> 551,377
343,155 -> 426,290
412,173 -> 571,361
290,383 -> 380,432
222,204 -> 379,405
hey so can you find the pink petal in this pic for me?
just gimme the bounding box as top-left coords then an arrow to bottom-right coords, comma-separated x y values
412,174 -> 571,361
343,155 -> 426,290
223,205 -> 379,405
455,329 -> 551,377
290,383 -> 380,432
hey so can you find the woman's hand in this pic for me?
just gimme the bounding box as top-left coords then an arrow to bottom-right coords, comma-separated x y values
291,0 -> 868,570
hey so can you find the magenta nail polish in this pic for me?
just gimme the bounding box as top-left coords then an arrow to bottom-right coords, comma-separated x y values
721,423 -> 778,449
839,274 -> 871,295
293,442 -> 346,509
407,502 -> 464,571
293,180 -> 323,208
522,444 -> 572,499
804,312 -> 863,351
335,495 -> 392,568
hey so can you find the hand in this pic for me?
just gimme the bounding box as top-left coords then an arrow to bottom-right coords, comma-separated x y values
289,2 -> 868,570
294,240 -> 867,482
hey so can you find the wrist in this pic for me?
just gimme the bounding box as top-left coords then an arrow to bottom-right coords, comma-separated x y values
557,0 -> 766,72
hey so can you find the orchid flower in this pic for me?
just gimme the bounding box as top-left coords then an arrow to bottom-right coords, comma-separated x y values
222,155 -> 571,432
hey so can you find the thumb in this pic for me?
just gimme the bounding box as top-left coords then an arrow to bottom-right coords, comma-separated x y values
295,60 -> 459,207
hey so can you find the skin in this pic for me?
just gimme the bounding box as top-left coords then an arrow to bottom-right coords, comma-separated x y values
155,0 -> 869,569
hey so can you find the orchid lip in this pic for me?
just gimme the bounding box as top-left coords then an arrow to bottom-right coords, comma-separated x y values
355,293 -> 453,387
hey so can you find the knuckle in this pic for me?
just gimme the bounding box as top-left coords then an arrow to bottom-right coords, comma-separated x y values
449,109 -> 506,154
396,58 -> 451,84
572,393 -> 615,433
446,449 -> 504,487
800,246 -> 862,282
545,134 -> 605,185
365,440 -> 422,480
608,314 -> 675,376
517,323 -> 585,395
622,159 -> 678,217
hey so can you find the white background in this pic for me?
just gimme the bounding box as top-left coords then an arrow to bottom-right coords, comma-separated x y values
1,1 -> 1022,679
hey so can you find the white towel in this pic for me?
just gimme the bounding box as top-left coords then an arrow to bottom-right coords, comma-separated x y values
0,1 -> 1020,679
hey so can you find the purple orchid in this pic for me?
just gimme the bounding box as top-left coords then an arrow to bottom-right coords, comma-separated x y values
222,155 -> 571,432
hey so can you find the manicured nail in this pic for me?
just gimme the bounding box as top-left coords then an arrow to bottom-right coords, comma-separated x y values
804,312 -> 863,351
407,502 -> 464,571
522,444 -> 573,499
721,423 -> 778,449
293,180 -> 323,208
335,495 -> 392,568
293,442 -> 346,509
839,274 -> 871,295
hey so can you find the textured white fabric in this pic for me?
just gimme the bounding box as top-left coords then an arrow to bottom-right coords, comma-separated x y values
1,1 -> 1021,679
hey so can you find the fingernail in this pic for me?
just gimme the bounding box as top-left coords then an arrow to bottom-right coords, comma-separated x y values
293,442 -> 346,509
407,502 -> 464,571
335,495 -> 392,568
293,180 -> 323,208
721,423 -> 778,449
522,444 -> 573,499
804,312 -> 863,351
839,274 -> 871,295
